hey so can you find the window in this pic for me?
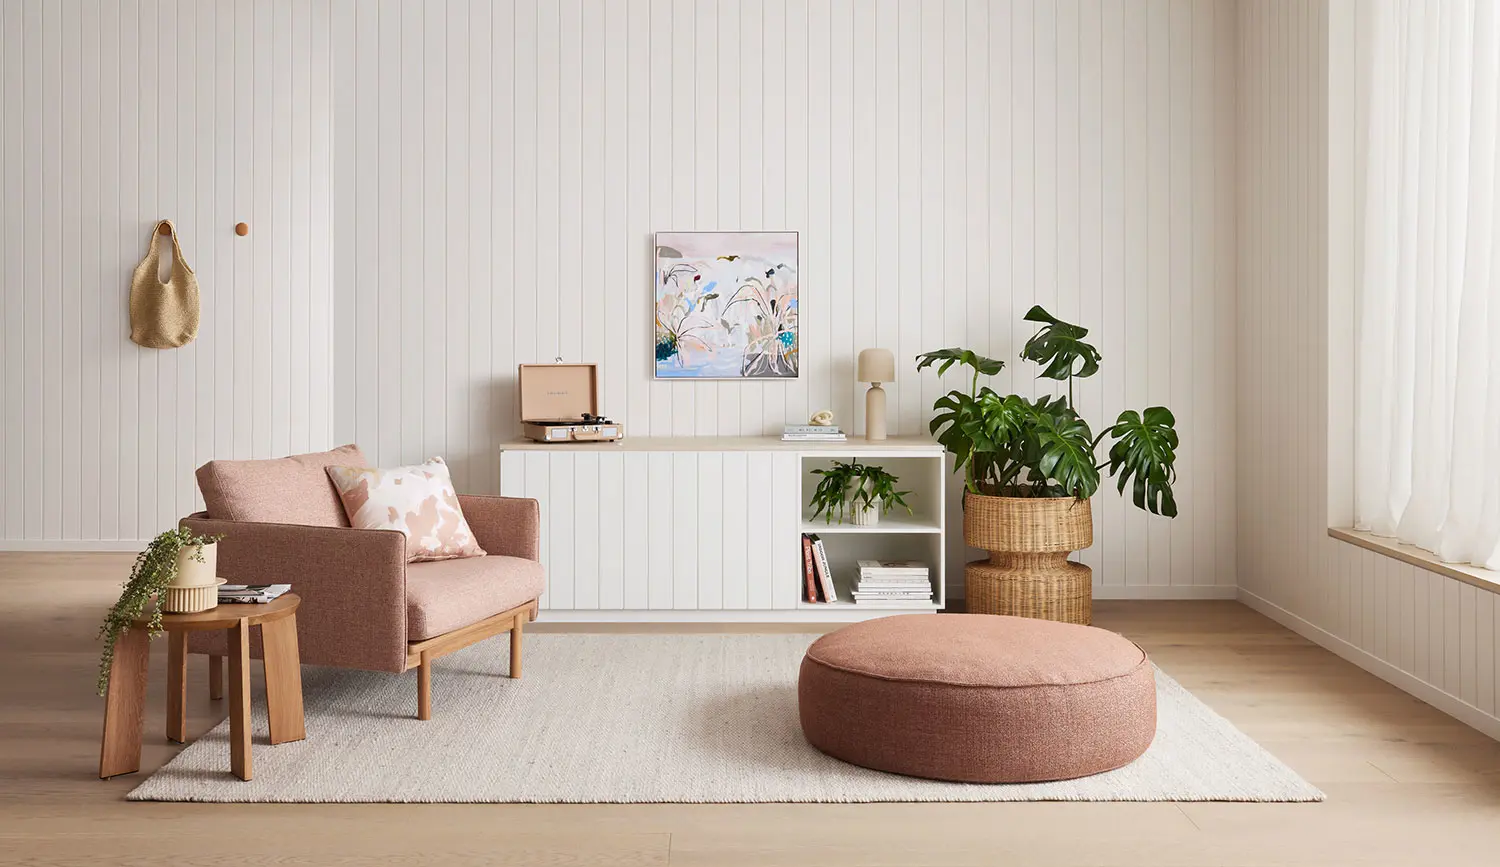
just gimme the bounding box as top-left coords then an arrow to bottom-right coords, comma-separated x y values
1354,0 -> 1500,570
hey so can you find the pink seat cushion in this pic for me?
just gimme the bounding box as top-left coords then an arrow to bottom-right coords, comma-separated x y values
196,444 -> 369,527
406,554 -> 545,640
799,614 -> 1156,783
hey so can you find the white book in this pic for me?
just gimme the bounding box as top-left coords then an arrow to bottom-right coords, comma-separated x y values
853,599 -> 934,608
810,535 -> 838,604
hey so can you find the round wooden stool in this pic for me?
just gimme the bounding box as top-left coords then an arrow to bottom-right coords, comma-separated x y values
99,593 -> 304,781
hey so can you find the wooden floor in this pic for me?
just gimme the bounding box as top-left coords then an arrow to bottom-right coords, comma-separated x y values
3,553 -> 1498,866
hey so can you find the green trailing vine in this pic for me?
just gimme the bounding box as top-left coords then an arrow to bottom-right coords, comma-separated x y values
96,528 -> 222,697
808,461 -> 913,524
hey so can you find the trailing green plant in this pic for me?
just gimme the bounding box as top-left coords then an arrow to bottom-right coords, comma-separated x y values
96,528 -> 222,697
808,461 -> 913,524
916,305 -> 1180,516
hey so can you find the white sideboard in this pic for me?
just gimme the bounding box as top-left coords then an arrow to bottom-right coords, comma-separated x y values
498,436 -> 950,622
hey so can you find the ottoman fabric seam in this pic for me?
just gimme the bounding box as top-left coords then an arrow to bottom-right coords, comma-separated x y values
803,641 -> 1150,690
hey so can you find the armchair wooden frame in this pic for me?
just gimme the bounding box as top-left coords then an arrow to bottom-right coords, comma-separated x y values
405,598 -> 539,720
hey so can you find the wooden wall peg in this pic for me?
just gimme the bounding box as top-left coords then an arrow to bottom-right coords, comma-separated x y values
234,222 -> 249,236
158,223 -> 172,235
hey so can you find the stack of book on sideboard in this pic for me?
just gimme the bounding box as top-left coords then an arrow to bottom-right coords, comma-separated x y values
853,560 -> 932,607
782,424 -> 846,443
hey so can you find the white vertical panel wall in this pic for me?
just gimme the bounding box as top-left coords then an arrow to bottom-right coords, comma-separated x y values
1235,0 -> 1500,739
2,0 -> 1240,599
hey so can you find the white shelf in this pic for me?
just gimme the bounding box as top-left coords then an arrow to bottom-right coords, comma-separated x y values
797,599 -> 940,611
799,514 -> 942,534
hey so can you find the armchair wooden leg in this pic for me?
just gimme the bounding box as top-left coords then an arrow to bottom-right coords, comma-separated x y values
209,654 -> 224,701
417,651 -> 432,721
510,614 -> 524,679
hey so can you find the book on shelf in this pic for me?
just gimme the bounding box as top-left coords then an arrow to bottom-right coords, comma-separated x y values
857,559 -> 928,574
852,558 -> 932,606
801,535 -> 820,603
806,534 -> 839,603
783,424 -> 842,435
781,434 -> 846,442
218,583 -> 291,604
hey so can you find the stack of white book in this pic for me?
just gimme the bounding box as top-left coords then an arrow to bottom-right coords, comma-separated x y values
782,424 -> 846,443
853,560 -> 932,607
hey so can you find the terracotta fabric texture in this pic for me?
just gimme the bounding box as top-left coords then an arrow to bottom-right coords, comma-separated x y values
180,493 -> 543,673
798,614 -> 1157,783
406,555 -> 546,640
457,494 -> 542,561
196,444 -> 368,527
180,513 -> 411,672
326,457 -> 486,563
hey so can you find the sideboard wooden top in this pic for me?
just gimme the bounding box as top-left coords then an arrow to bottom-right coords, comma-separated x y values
498,435 -> 945,454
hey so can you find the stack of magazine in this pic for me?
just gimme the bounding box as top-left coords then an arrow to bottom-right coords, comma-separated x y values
782,424 -> 845,443
853,560 -> 932,607
218,583 -> 292,605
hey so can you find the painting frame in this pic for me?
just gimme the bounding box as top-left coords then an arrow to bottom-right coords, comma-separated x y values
653,230 -> 801,381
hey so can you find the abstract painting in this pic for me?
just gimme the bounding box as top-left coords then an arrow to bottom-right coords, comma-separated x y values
654,231 -> 799,379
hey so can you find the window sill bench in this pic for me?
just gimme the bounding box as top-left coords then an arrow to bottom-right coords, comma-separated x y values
1328,527 -> 1499,594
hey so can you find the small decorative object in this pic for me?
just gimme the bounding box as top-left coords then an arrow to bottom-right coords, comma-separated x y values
162,538 -> 222,614
857,348 -> 896,441
808,461 -> 913,526
654,231 -> 799,379
97,528 -> 223,696
917,306 -> 1180,624
129,219 -> 200,349
810,409 -> 834,426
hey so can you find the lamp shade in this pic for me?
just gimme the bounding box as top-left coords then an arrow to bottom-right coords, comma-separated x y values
857,348 -> 896,383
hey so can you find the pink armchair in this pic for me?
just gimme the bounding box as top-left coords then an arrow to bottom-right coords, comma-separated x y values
180,445 -> 543,720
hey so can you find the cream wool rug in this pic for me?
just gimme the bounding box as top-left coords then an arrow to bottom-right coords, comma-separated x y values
128,633 -> 1324,803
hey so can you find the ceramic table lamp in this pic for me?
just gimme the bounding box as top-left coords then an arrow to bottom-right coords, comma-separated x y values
857,348 -> 896,441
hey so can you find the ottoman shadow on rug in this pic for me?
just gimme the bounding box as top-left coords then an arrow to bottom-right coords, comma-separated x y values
128,634 -> 1324,804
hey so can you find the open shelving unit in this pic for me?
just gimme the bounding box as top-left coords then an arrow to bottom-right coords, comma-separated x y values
795,446 -> 947,615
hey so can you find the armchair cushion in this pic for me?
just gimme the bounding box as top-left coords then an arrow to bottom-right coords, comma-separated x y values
406,555 -> 545,640
196,444 -> 369,527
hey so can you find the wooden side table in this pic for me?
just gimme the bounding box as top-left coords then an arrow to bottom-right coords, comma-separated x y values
99,593 -> 305,781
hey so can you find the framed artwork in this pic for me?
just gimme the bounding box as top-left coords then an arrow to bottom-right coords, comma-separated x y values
654,231 -> 799,379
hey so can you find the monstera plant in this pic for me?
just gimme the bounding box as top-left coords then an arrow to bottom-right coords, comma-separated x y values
917,306 -> 1179,623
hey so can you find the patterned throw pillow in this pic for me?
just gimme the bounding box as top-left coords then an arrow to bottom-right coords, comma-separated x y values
326,457 -> 487,563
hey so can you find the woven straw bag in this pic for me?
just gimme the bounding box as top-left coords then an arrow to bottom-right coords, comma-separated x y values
129,220 -> 200,349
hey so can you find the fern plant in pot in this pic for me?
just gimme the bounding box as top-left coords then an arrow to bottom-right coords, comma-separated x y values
808,461 -> 913,527
917,306 -> 1179,624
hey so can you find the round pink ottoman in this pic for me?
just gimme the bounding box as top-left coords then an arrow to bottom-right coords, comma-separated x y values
798,613 -> 1156,783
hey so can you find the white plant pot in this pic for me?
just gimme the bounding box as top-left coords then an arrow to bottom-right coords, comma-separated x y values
850,497 -> 882,526
163,542 -> 219,614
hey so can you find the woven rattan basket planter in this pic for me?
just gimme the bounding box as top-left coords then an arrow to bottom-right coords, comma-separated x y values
963,493 -> 1093,625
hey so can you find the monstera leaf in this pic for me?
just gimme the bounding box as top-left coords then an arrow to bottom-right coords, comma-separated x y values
1025,402 -> 1101,499
1020,306 -> 1102,381
1106,407 -> 1180,517
916,348 -> 1005,379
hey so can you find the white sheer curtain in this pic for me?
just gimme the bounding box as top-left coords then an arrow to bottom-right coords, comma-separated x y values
1355,0 -> 1500,570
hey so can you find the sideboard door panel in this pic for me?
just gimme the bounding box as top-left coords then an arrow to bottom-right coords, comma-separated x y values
672,452 -> 699,610
695,452 -> 725,610
647,451 -> 674,609
597,451 -> 625,609
720,452 -> 750,610
572,451 -> 601,610
622,452 -> 650,609
745,452 -> 774,610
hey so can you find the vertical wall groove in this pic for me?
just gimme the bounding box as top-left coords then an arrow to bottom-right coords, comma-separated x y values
4,0 -> 1236,600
